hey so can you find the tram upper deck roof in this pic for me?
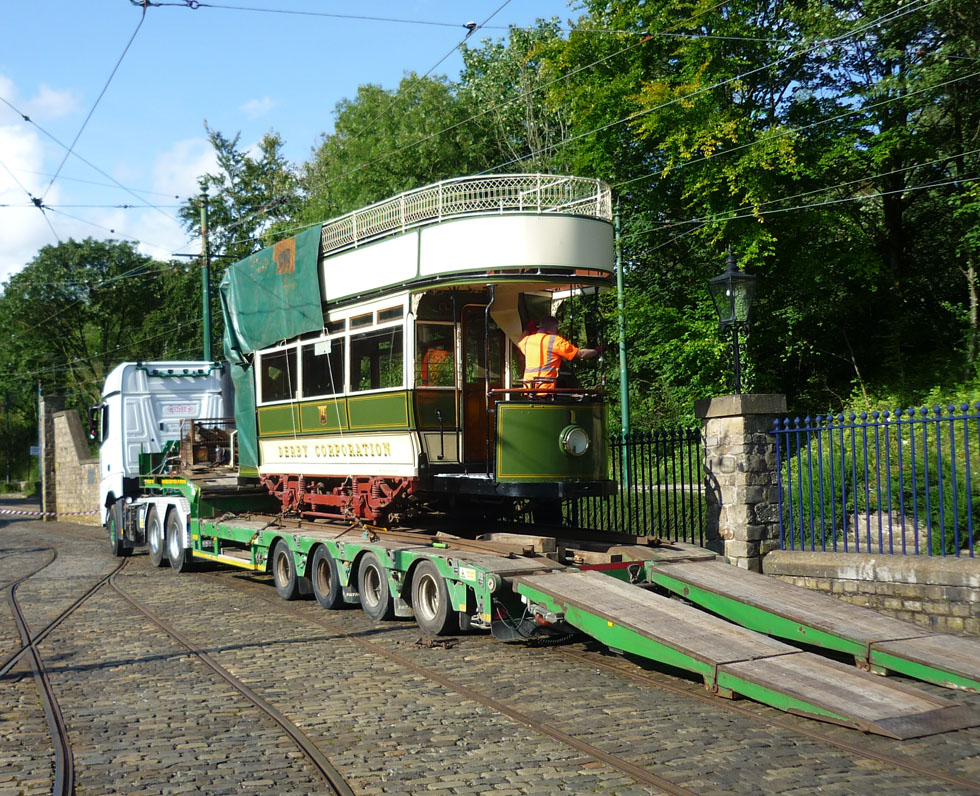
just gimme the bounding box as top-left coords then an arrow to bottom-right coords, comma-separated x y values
319,174 -> 612,258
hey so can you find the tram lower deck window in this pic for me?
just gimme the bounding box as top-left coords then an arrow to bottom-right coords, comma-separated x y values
260,349 -> 297,402
350,328 -> 404,391
302,339 -> 345,397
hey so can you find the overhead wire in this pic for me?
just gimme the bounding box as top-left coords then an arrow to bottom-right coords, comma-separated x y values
0,94 -> 182,228
631,146 -> 980,236
0,319 -> 202,381
478,0 -> 946,175
0,154 -> 61,243
190,2 -> 733,248
611,68 -> 980,194
40,3 -> 150,201
330,0 -> 517,157
44,207 -> 174,254
9,167 -> 184,199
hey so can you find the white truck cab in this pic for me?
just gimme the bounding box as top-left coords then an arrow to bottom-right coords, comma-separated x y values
96,361 -> 229,525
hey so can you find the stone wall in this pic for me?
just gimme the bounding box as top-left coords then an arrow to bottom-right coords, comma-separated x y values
39,396 -> 101,526
764,550 -> 980,636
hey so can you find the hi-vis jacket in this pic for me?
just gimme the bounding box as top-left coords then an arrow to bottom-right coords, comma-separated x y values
517,332 -> 579,389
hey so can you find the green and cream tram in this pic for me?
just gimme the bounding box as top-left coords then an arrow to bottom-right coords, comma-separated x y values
220,174 -> 617,524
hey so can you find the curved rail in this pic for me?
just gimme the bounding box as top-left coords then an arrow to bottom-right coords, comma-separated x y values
5,547 -> 74,796
201,571 -> 701,796
204,569 -> 980,795
0,557 -> 128,677
107,570 -> 355,796
554,647 -> 980,793
320,174 -> 612,257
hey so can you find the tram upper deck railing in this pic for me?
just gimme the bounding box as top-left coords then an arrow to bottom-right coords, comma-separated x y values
320,174 -> 613,258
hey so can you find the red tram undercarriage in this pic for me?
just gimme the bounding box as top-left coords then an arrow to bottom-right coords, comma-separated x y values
260,473 -> 417,524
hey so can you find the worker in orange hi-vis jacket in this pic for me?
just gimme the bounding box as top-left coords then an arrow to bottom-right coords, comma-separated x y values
517,315 -> 601,393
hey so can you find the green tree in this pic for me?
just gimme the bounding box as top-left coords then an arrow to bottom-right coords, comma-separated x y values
458,20 -> 571,173
179,125 -> 302,265
0,239 -> 195,410
301,73 -> 499,222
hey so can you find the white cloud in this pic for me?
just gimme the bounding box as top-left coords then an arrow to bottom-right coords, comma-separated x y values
0,128 -> 216,284
0,124 -> 61,284
25,84 -> 79,120
152,137 -> 216,199
239,96 -> 277,118
0,74 -> 79,123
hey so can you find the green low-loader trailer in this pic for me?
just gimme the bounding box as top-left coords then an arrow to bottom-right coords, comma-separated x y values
105,464 -> 980,741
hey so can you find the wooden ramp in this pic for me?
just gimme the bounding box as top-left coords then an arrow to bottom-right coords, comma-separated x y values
513,570 -> 980,738
646,559 -> 980,693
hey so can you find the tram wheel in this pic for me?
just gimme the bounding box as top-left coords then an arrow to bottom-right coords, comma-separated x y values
146,507 -> 167,567
272,539 -> 300,601
106,503 -> 128,558
311,545 -> 342,609
357,552 -> 394,621
166,509 -> 192,573
411,559 -> 458,636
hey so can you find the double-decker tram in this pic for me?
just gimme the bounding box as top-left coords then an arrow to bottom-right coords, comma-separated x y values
221,174 -> 617,526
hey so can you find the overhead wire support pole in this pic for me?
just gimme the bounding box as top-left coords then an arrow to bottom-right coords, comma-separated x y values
615,209 -> 631,489
200,190 -> 212,362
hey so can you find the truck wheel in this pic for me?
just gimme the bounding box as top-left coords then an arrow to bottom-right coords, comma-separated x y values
166,509 -> 192,573
106,502 -> 129,558
411,559 -> 459,636
311,545 -> 342,609
357,552 -> 394,621
146,507 -> 167,568
272,540 -> 300,601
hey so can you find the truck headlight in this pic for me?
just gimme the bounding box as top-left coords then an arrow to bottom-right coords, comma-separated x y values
559,425 -> 590,456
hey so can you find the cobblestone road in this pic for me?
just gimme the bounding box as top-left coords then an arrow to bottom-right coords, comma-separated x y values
3,504 -> 980,795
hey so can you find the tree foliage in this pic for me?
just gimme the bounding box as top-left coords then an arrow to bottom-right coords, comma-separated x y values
2,0 -> 980,458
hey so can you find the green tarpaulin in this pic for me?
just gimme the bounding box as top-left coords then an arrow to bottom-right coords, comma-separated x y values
219,225 -> 323,472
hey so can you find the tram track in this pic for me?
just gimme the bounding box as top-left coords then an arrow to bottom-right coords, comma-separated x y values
4,545 -> 74,796
199,569 -> 704,796
202,568 -> 980,795
29,523 -> 980,793
106,568 -> 356,796
553,646 -> 980,794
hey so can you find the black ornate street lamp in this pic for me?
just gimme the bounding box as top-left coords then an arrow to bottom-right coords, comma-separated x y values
707,252 -> 757,394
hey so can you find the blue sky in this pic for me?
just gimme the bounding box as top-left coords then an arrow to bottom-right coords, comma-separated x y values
0,1 -> 577,281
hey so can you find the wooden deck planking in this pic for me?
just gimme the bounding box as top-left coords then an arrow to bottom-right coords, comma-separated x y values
722,654 -> 980,738
875,635 -> 980,682
516,569 -> 980,738
517,571 -> 794,664
650,560 -> 928,643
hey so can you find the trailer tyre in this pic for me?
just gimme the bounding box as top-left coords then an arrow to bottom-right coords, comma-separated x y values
106,502 -> 128,558
411,559 -> 458,636
272,540 -> 300,601
311,545 -> 342,609
146,507 -> 167,568
357,552 -> 394,621
166,509 -> 192,573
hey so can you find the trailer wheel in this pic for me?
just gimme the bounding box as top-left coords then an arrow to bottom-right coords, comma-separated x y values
272,540 -> 300,601
106,502 -> 128,558
411,560 -> 459,636
311,546 -> 342,609
357,552 -> 394,621
166,509 -> 192,573
146,507 -> 167,568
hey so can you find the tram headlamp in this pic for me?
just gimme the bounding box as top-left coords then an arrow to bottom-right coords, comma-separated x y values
559,425 -> 590,456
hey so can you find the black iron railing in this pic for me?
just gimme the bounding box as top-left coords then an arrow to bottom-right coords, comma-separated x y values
773,405 -> 980,556
567,429 -> 704,543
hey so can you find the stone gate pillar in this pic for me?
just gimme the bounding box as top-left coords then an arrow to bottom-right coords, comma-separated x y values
695,394 -> 786,571
39,395 -> 65,521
